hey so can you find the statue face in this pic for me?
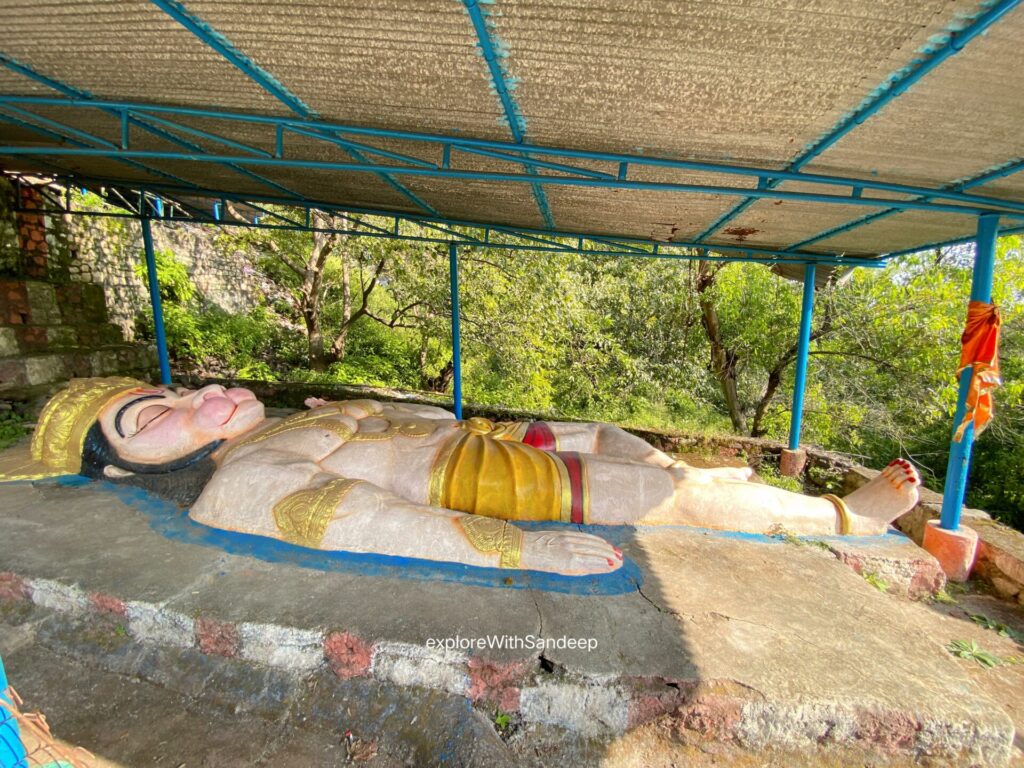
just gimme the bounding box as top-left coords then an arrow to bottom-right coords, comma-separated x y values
98,384 -> 264,466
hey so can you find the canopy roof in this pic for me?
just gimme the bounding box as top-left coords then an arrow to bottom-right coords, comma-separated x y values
1,0 -> 1022,270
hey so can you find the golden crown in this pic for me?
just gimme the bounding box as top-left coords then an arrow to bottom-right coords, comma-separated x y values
30,376 -> 151,475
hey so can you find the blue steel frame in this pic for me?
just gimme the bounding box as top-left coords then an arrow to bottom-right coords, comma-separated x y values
140,214 -> 172,385
939,215 -> 1000,531
449,243 -> 464,419
7,173 -> 888,268
695,0 -> 1023,243
3,98 -> 1024,228
788,264 -> 817,452
0,0 -> 1018,534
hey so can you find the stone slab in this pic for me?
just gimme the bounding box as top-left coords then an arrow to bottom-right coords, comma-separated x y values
0,478 -> 1015,765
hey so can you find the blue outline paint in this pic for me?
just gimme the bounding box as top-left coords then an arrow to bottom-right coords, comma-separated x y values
4,476 -> 908,599
22,476 -> 639,596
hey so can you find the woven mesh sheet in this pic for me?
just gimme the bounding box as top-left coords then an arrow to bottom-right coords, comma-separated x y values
0,0 -> 1021,258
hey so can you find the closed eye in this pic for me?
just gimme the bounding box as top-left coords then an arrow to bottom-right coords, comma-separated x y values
132,404 -> 171,435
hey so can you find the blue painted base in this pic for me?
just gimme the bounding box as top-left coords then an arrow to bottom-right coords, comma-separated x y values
4,476 -> 902,596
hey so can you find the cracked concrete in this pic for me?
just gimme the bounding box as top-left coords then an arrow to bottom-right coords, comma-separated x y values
0,478 -> 1019,765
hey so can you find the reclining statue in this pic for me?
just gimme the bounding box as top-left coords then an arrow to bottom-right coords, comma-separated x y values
10,377 -> 921,577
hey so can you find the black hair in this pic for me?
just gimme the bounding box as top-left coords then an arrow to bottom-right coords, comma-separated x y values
80,422 -> 221,508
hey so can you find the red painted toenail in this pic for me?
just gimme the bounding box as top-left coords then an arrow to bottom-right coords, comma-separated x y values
607,558 -> 615,566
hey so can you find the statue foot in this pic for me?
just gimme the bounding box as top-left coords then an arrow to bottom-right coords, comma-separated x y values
520,530 -> 624,575
842,459 -> 921,535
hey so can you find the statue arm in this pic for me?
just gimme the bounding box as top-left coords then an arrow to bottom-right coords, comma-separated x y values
193,452 -> 621,576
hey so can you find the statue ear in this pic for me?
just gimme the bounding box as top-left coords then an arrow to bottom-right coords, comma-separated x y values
103,465 -> 135,479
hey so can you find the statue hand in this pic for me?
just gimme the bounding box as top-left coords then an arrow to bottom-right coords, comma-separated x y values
519,530 -> 623,575
304,397 -> 329,409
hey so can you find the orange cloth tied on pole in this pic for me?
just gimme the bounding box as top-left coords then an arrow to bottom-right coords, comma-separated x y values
953,301 -> 1002,442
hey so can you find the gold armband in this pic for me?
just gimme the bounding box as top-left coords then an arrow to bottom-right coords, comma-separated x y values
457,516 -> 524,569
821,493 -> 853,535
273,478 -> 363,548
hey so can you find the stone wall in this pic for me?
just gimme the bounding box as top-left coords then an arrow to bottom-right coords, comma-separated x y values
63,215 -> 263,340
0,183 -> 156,398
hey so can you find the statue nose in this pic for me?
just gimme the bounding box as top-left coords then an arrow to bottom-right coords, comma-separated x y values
192,385 -> 227,407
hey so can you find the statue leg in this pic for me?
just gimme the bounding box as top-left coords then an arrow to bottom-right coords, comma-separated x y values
585,457 -> 920,536
546,422 -> 753,480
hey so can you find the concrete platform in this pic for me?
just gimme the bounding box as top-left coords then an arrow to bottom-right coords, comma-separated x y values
0,478 -> 1017,766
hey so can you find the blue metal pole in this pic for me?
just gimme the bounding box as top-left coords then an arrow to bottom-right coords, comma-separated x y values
449,242 -> 463,419
141,216 -> 172,384
940,214 -> 1000,530
788,263 -> 817,450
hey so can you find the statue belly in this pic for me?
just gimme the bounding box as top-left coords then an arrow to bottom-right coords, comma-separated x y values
320,430 -> 446,504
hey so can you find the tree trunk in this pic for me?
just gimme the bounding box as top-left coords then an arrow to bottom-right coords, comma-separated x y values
423,358 -> 454,393
331,256 -> 352,362
302,217 -> 335,371
695,263 -> 748,434
305,307 -> 326,371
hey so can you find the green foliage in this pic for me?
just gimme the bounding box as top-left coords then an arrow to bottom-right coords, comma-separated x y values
133,249 -> 195,304
862,571 -> 889,593
968,613 -> 1024,645
930,589 -> 958,605
0,409 -> 28,451
134,250 -> 299,379
757,463 -> 804,493
947,639 -> 1003,668
492,710 -> 512,731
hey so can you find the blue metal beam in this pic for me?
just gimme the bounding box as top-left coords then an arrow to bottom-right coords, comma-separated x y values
3,96 -> 1024,218
148,0 -> 437,216
449,242 -> 464,419
461,0 -> 555,229
0,54 -> 305,200
939,214 -> 1000,531
148,0 -> 315,118
694,0 -> 1022,243
15,173 -> 888,267
788,158 -> 1024,251
882,221 -> 1024,260
788,263 -> 817,450
5,145 -> 1022,221
0,108 -> 200,190
141,215 -> 172,384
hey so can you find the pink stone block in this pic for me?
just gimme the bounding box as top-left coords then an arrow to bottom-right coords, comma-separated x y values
675,695 -> 742,740
0,572 -> 29,601
779,448 -> 807,477
195,617 -> 241,658
88,592 -> 127,616
467,657 -> 530,712
323,631 -> 373,679
922,521 -> 978,582
854,708 -> 919,752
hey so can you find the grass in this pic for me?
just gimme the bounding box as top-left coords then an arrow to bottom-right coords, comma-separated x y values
969,613 -> 1024,645
947,639 -> 1005,668
756,463 -> 804,493
862,571 -> 889,593
0,409 -> 28,451
493,710 -> 512,732
931,588 -> 958,605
